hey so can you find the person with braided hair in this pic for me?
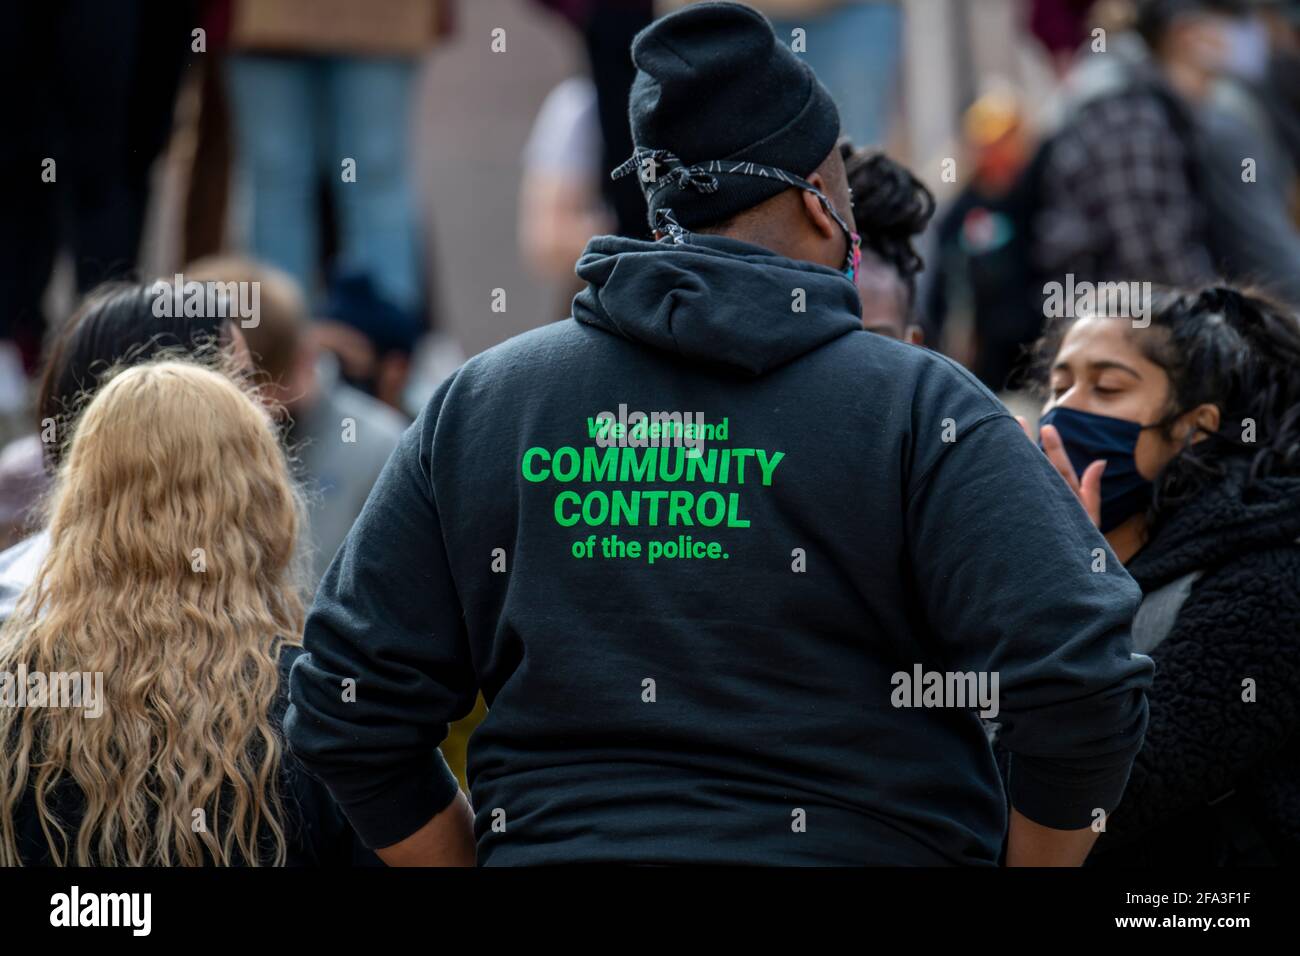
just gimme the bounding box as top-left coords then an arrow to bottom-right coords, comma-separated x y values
840,143 -> 935,343
1029,285 -> 1300,864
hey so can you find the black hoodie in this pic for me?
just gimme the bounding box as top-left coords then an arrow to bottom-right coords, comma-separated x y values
286,233 -> 1152,865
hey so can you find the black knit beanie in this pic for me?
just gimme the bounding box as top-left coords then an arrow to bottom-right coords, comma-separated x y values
620,1 -> 841,231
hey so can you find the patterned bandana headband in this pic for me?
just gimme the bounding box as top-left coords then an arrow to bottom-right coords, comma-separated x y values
611,147 -> 862,282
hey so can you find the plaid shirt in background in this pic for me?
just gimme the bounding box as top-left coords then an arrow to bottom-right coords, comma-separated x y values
1035,86 -> 1217,288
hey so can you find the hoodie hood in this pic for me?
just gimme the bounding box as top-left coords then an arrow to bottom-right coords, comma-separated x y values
1128,463 -> 1300,590
572,233 -> 861,377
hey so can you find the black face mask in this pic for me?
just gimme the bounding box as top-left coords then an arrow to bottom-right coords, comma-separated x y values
1038,407 -> 1169,532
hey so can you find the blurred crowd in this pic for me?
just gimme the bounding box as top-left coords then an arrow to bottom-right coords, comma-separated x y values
0,0 -> 1297,868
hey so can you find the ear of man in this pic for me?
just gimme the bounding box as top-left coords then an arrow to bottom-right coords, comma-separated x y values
804,146 -> 854,268
800,180 -> 838,242
685,147 -> 851,270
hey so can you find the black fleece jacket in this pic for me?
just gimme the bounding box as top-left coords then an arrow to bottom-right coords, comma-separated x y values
287,233 -> 1151,865
1090,465 -> 1300,866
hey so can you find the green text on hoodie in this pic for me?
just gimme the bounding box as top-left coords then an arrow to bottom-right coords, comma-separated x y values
286,233 -> 1152,865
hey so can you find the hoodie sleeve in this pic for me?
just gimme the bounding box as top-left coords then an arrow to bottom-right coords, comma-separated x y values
285,384 -> 479,850
905,404 -> 1153,830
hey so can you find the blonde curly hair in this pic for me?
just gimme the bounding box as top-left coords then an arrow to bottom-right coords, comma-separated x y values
0,360 -> 305,866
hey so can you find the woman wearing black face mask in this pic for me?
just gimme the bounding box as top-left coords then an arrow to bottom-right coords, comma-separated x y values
1026,285 -> 1300,865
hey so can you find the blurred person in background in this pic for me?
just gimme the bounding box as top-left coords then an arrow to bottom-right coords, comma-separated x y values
674,0 -> 904,148
0,361 -> 373,866
1259,0 -> 1300,182
1029,0 -> 1105,75
518,75 -> 614,307
188,257 -> 410,591
0,441 -> 47,554
189,256 -> 484,787
1031,0 -> 1257,289
0,0 -> 194,375
0,284 -> 251,624
841,143 -> 935,342
319,272 -> 430,414
1030,286 -> 1300,865
1197,0 -> 1300,306
924,89 -> 1042,391
531,0 -> 655,240
221,0 -> 453,364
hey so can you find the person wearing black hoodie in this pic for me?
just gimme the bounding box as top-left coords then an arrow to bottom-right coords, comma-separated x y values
286,1 -> 1152,866
1032,285 -> 1300,865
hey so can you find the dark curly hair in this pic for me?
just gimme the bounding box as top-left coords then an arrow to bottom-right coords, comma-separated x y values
37,282 -> 237,472
1031,285 -> 1300,528
840,142 -> 936,309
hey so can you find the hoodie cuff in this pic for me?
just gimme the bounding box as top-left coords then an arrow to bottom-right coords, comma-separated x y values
340,751 -> 463,850
1008,755 -> 1135,831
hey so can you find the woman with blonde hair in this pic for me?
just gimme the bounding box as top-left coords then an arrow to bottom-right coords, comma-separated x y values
0,361 -> 366,866
0,281 -> 253,622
